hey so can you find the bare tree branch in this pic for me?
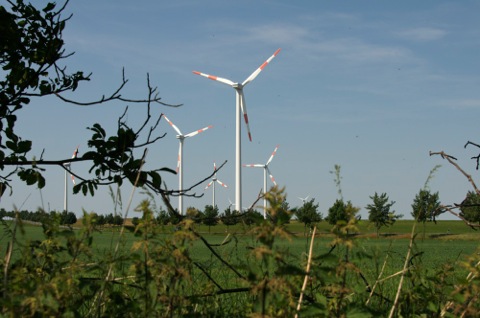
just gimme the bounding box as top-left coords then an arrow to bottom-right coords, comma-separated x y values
429,151 -> 479,194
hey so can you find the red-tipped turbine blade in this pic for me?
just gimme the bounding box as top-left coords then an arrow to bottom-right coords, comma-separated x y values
163,114 -> 183,136
266,145 -> 279,166
204,181 -> 213,190
216,179 -> 228,188
213,162 -> 217,171
267,167 -> 277,186
71,174 -> 76,185
242,48 -> 281,87
184,125 -> 213,138
176,145 -> 181,173
192,71 -> 235,86
72,146 -> 79,159
239,91 -> 252,142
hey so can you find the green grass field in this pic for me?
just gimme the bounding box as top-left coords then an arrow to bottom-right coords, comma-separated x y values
2,218 -> 479,316
3,219 -> 478,279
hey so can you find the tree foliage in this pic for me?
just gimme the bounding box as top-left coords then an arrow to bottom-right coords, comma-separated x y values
267,196 -> 292,225
326,199 -> 359,225
221,207 -> 239,227
411,189 -> 441,223
295,198 -> 322,232
202,205 -> 219,230
459,191 -> 480,224
366,192 -> 400,236
0,0 -> 182,202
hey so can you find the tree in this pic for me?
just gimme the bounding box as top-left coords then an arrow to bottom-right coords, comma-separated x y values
411,189 -> 441,239
326,199 -> 359,225
295,198 -> 322,235
112,214 -> 123,226
411,189 -> 441,223
366,192 -> 400,237
61,211 -> 77,225
242,209 -> 263,226
186,206 -> 202,224
104,213 -> 114,225
268,199 -> 292,225
156,207 -> 170,225
0,0 -> 188,204
202,205 -> 219,232
221,207 -> 239,228
131,217 -> 140,227
459,191 -> 480,224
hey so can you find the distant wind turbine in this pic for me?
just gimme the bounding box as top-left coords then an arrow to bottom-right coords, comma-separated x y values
64,146 -> 78,212
193,48 -> 281,217
298,195 -> 310,204
163,114 -> 212,215
204,162 -> 228,209
244,145 -> 279,218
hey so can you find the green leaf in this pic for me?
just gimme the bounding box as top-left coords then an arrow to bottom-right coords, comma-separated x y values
17,140 -> 32,153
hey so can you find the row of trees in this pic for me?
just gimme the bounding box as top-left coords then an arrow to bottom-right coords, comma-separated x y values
5,185 -> 478,235
0,208 -> 77,225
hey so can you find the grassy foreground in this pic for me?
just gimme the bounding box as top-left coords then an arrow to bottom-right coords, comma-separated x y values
1,216 -> 479,317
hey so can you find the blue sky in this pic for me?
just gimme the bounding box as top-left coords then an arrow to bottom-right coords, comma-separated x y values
3,0 -> 480,220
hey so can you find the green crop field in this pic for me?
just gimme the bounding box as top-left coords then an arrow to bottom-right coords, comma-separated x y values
2,218 -> 479,316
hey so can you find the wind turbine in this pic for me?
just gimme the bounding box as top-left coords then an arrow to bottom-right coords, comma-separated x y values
243,145 -> 279,218
163,114 -> 212,215
298,195 -> 310,205
204,162 -> 228,209
64,146 -> 78,212
193,48 -> 281,217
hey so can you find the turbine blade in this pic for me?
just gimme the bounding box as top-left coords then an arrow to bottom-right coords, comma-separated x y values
216,179 -> 228,188
267,167 -> 277,186
163,114 -> 183,136
239,91 -> 252,142
184,125 -> 213,138
205,181 -> 213,190
213,162 -> 217,171
176,144 -> 181,173
243,164 -> 264,168
242,48 -> 281,87
70,146 -> 79,185
72,146 -> 79,159
266,144 -> 279,165
192,71 -> 235,86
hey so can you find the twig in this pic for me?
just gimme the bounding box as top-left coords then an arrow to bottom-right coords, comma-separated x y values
295,225 -> 317,317
2,210 -> 20,298
366,251 -> 389,305
89,148 -> 149,315
388,221 -> 417,318
430,151 -> 479,194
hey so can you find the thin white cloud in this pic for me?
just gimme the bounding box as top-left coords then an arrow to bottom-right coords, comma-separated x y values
396,27 -> 447,41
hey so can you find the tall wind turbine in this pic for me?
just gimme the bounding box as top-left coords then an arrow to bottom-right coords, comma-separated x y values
193,48 -> 281,214
204,162 -> 228,209
64,146 -> 78,212
163,114 -> 212,215
244,145 -> 279,218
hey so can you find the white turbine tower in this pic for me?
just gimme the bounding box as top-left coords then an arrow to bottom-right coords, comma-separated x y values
204,162 -> 228,209
64,146 -> 78,212
193,48 -> 281,217
163,114 -> 212,215
244,145 -> 279,218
